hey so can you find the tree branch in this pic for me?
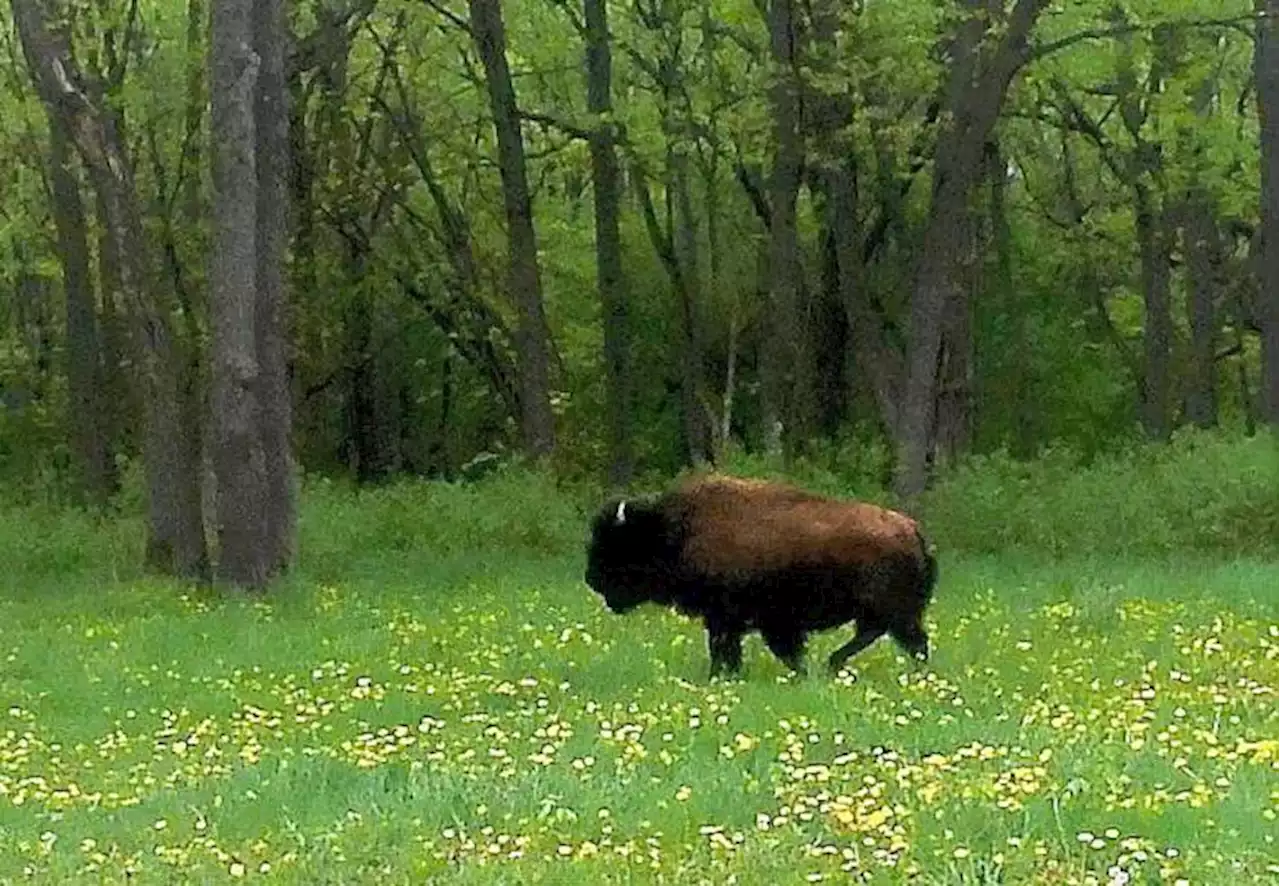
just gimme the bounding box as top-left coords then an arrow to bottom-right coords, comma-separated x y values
421,0 -> 471,35
519,108 -> 592,140
1029,14 -> 1257,62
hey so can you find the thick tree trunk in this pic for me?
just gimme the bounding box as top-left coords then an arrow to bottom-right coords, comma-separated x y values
584,0 -> 631,487
211,0 -> 267,586
468,0 -> 556,458
14,0 -> 207,576
894,0 -> 1047,500
48,114 -> 114,506
765,0 -> 812,455
1257,0 -> 1278,424
254,0 -> 295,574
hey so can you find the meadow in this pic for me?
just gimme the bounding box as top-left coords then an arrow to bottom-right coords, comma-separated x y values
0,432 -> 1276,884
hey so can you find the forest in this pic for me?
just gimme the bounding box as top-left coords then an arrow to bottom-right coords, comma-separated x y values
0,2 -> 1276,881
0,0 -> 1274,586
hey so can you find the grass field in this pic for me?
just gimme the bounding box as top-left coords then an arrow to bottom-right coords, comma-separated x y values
0,437 -> 1276,884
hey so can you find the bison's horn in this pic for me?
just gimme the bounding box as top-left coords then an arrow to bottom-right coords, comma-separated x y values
615,500 -> 627,524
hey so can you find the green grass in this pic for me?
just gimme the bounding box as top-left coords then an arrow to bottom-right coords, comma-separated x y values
0,535 -> 1275,884
0,439 -> 1275,884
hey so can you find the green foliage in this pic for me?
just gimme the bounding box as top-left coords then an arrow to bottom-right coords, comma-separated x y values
922,429 -> 1279,559
0,0 -> 1270,505
297,464 -> 596,580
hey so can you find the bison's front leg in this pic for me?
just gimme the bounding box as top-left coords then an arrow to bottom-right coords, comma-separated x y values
762,629 -> 808,676
706,622 -> 744,679
827,619 -> 887,674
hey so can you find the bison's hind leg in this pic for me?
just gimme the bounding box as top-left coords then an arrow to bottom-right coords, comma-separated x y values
826,620 -> 886,674
889,617 -> 929,663
707,622 -> 746,679
762,629 -> 808,676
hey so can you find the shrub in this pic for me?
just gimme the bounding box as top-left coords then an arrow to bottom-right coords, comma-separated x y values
920,428 -> 1278,558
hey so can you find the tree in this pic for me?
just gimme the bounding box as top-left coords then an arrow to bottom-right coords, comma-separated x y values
254,0 -> 295,573
763,0 -> 810,455
210,0 -> 267,586
47,113 -> 114,506
584,0 -> 632,487
895,0 -> 1049,500
1256,0 -> 1277,423
210,0 -> 294,588
467,0 -> 557,458
14,0 -> 208,576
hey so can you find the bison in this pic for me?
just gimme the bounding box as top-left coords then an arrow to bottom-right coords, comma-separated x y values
584,475 -> 938,679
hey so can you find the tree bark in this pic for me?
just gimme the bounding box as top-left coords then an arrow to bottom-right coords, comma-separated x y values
210,0 -> 267,587
254,0 -> 295,574
584,0 -> 631,487
935,264 -> 975,463
1256,0 -> 1278,424
1135,190 -> 1174,441
1183,194 -> 1221,428
702,152 -> 737,457
765,0 -> 812,456
93,187 -> 134,459
895,0 -> 1048,500
48,113 -> 114,506
14,0 -> 207,576
826,161 -> 903,439
672,150 -> 712,467
468,0 -> 556,458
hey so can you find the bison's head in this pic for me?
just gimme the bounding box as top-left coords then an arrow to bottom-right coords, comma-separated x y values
584,496 -> 680,614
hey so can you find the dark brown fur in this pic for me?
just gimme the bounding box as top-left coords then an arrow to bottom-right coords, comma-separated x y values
584,475 -> 938,679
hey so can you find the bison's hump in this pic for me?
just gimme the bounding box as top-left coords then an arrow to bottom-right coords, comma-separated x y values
672,475 -> 920,578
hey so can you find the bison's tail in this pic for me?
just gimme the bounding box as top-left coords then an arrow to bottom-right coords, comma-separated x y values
915,528 -> 938,604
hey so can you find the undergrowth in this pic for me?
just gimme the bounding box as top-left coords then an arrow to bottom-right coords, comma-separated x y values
0,428 -> 1272,593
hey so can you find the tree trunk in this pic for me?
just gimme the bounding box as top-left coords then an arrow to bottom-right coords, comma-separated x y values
805,0 -> 851,440
825,161 -> 903,439
1256,0 -> 1278,424
894,0 -> 1048,500
935,267 -> 975,464
93,188 -> 134,459
765,0 -> 812,456
211,0 -> 268,587
814,227 -> 849,439
344,292 -> 401,483
672,150 -> 712,467
254,0 -> 295,574
584,0 -> 631,487
14,0 -> 208,577
468,0 -> 556,458
1183,194 -> 1221,428
48,113 -> 114,506
1136,191 -> 1173,440
704,154 -> 736,457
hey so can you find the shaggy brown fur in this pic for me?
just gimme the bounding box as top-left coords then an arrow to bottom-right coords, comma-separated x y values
584,474 -> 938,679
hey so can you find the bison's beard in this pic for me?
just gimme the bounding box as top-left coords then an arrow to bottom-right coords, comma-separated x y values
585,576 -> 647,615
